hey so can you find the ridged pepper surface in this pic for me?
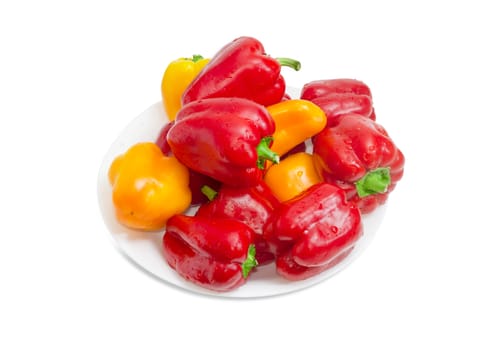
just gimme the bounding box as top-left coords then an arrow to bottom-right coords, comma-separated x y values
167,97 -> 279,187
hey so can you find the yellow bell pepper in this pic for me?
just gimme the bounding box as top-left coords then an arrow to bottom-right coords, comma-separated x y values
108,142 -> 192,231
263,152 -> 323,202
161,55 -> 209,121
266,99 -> 327,157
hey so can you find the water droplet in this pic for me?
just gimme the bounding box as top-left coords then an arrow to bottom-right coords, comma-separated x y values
331,226 -> 338,233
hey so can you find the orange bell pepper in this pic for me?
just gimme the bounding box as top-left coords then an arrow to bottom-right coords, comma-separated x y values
263,152 -> 323,202
108,142 -> 192,231
266,99 -> 327,157
161,55 -> 210,121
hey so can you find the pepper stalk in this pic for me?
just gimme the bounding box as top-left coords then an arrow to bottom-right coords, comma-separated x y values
355,167 -> 391,197
242,245 -> 258,278
201,185 -> 218,201
256,136 -> 280,169
276,57 -> 302,71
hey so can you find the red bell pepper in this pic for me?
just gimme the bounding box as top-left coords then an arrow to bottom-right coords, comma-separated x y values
276,247 -> 355,281
301,78 -> 372,101
162,214 -> 258,292
181,36 -> 301,107
263,182 -> 363,281
197,180 -> 280,265
305,93 -> 375,127
313,113 -> 405,214
167,97 -> 279,187
155,120 -> 174,155
301,79 -> 375,127
155,121 -> 221,205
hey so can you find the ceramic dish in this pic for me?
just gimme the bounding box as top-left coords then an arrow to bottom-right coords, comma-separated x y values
97,88 -> 387,298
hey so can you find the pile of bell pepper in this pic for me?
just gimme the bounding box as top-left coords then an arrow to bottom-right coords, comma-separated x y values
108,36 -> 405,292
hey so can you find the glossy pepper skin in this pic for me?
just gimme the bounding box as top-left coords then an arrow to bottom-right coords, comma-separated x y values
306,93 -> 375,127
161,55 -> 209,121
313,113 -> 405,214
155,121 -> 221,205
167,97 -> 279,187
197,180 -> 280,265
162,214 -> 258,292
264,152 -> 322,202
301,79 -> 375,127
108,142 -> 192,231
266,99 -> 327,158
181,36 -> 300,107
155,121 -> 174,155
301,79 -> 372,101
264,183 -> 363,281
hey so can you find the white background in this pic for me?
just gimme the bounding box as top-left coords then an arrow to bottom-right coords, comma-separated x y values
1,0 -> 490,349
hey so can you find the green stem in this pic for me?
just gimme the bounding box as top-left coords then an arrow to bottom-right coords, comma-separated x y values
201,185 -> 218,201
190,54 -> 204,62
276,57 -> 301,71
256,137 -> 280,169
242,245 -> 258,279
355,167 -> 391,198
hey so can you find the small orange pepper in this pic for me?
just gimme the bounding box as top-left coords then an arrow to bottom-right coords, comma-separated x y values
263,152 -> 323,202
161,55 -> 210,121
266,99 -> 327,157
108,142 -> 192,231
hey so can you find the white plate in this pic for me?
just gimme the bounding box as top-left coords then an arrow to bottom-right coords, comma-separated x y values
97,88 -> 387,298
